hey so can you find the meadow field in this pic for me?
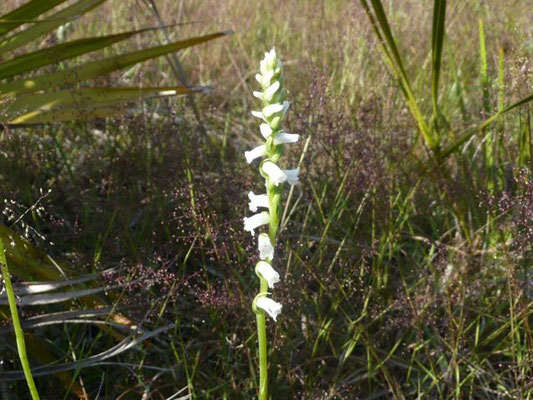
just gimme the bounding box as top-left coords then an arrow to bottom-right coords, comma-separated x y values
0,0 -> 532,399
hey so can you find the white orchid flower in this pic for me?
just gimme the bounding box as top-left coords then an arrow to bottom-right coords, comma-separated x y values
243,212 -> 270,236
245,145 -> 267,164
262,103 -> 284,118
256,296 -> 282,321
263,81 -> 280,102
283,168 -> 299,185
258,233 -> 274,260
248,192 -> 269,212
262,162 -> 299,186
260,123 -> 273,138
274,132 -> 299,145
256,261 -> 280,288
251,110 -> 265,121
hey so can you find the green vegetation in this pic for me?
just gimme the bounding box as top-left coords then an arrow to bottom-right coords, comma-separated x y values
0,0 -> 531,399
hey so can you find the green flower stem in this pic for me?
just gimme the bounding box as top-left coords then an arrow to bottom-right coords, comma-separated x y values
256,277 -> 269,400
0,238 -> 40,400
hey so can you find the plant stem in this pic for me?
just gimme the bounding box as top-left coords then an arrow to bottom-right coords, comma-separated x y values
0,238 -> 40,400
256,277 -> 269,400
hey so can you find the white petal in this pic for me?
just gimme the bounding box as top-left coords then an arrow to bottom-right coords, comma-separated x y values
248,191 -> 269,212
251,110 -> 265,121
262,103 -> 284,118
263,81 -> 280,102
260,59 -> 268,76
262,161 -> 287,186
253,91 -> 263,100
261,69 -> 274,88
283,168 -> 299,185
243,212 -> 270,236
274,132 -> 299,145
256,297 -> 282,321
256,261 -> 280,288
258,233 -> 274,261
244,145 -> 267,164
255,73 -> 262,84
260,123 -> 273,138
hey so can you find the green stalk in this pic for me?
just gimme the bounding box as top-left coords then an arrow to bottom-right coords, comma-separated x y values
256,277 -> 269,400
0,238 -> 40,400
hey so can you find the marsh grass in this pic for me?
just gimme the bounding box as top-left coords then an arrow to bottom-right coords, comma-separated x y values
0,0 -> 532,399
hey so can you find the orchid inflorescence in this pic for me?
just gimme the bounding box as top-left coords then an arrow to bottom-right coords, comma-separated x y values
243,48 -> 299,399
244,47 -> 299,321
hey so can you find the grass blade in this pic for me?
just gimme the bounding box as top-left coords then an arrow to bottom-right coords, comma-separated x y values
431,0 -> 446,132
440,93 -> 533,159
360,0 -> 436,151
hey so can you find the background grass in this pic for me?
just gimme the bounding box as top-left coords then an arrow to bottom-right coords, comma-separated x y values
0,0 -> 532,399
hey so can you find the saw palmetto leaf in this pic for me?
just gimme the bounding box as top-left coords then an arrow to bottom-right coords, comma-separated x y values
0,0 -> 106,53
7,86 -> 200,124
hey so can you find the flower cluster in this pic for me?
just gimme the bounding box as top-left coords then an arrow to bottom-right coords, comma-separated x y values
243,48 -> 299,321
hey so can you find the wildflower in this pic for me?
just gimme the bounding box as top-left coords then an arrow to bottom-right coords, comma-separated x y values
255,261 -> 280,288
243,212 -> 270,236
248,192 -> 269,212
274,132 -> 299,145
256,296 -> 282,321
258,233 -> 274,260
246,47 -> 300,399
245,145 -> 267,164
260,123 -> 273,138
262,162 -> 300,186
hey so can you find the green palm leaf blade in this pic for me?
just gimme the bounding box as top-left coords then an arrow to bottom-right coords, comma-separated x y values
0,30 -> 229,95
0,0 -> 67,36
7,86 -> 201,124
0,0 -> 107,53
0,27 -> 159,80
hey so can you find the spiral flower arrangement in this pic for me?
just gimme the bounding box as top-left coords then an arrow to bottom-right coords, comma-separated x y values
243,48 -> 299,399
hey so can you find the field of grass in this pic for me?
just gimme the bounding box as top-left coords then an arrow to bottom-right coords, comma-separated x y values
0,0 -> 532,399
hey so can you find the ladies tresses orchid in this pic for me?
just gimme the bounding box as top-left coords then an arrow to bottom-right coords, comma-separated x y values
255,261 -> 280,288
245,145 -> 267,164
258,233 -> 274,260
248,192 -> 269,212
245,48 -> 300,400
256,297 -> 282,321
262,161 -> 300,186
243,212 -> 269,236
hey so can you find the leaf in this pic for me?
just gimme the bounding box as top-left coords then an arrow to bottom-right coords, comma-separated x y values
0,0 -> 107,53
431,0 -> 446,129
0,31 -> 230,95
0,27 -> 160,80
0,324 -> 174,381
439,93 -> 533,159
7,86 -> 201,124
360,0 -> 435,151
0,0 -> 67,36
